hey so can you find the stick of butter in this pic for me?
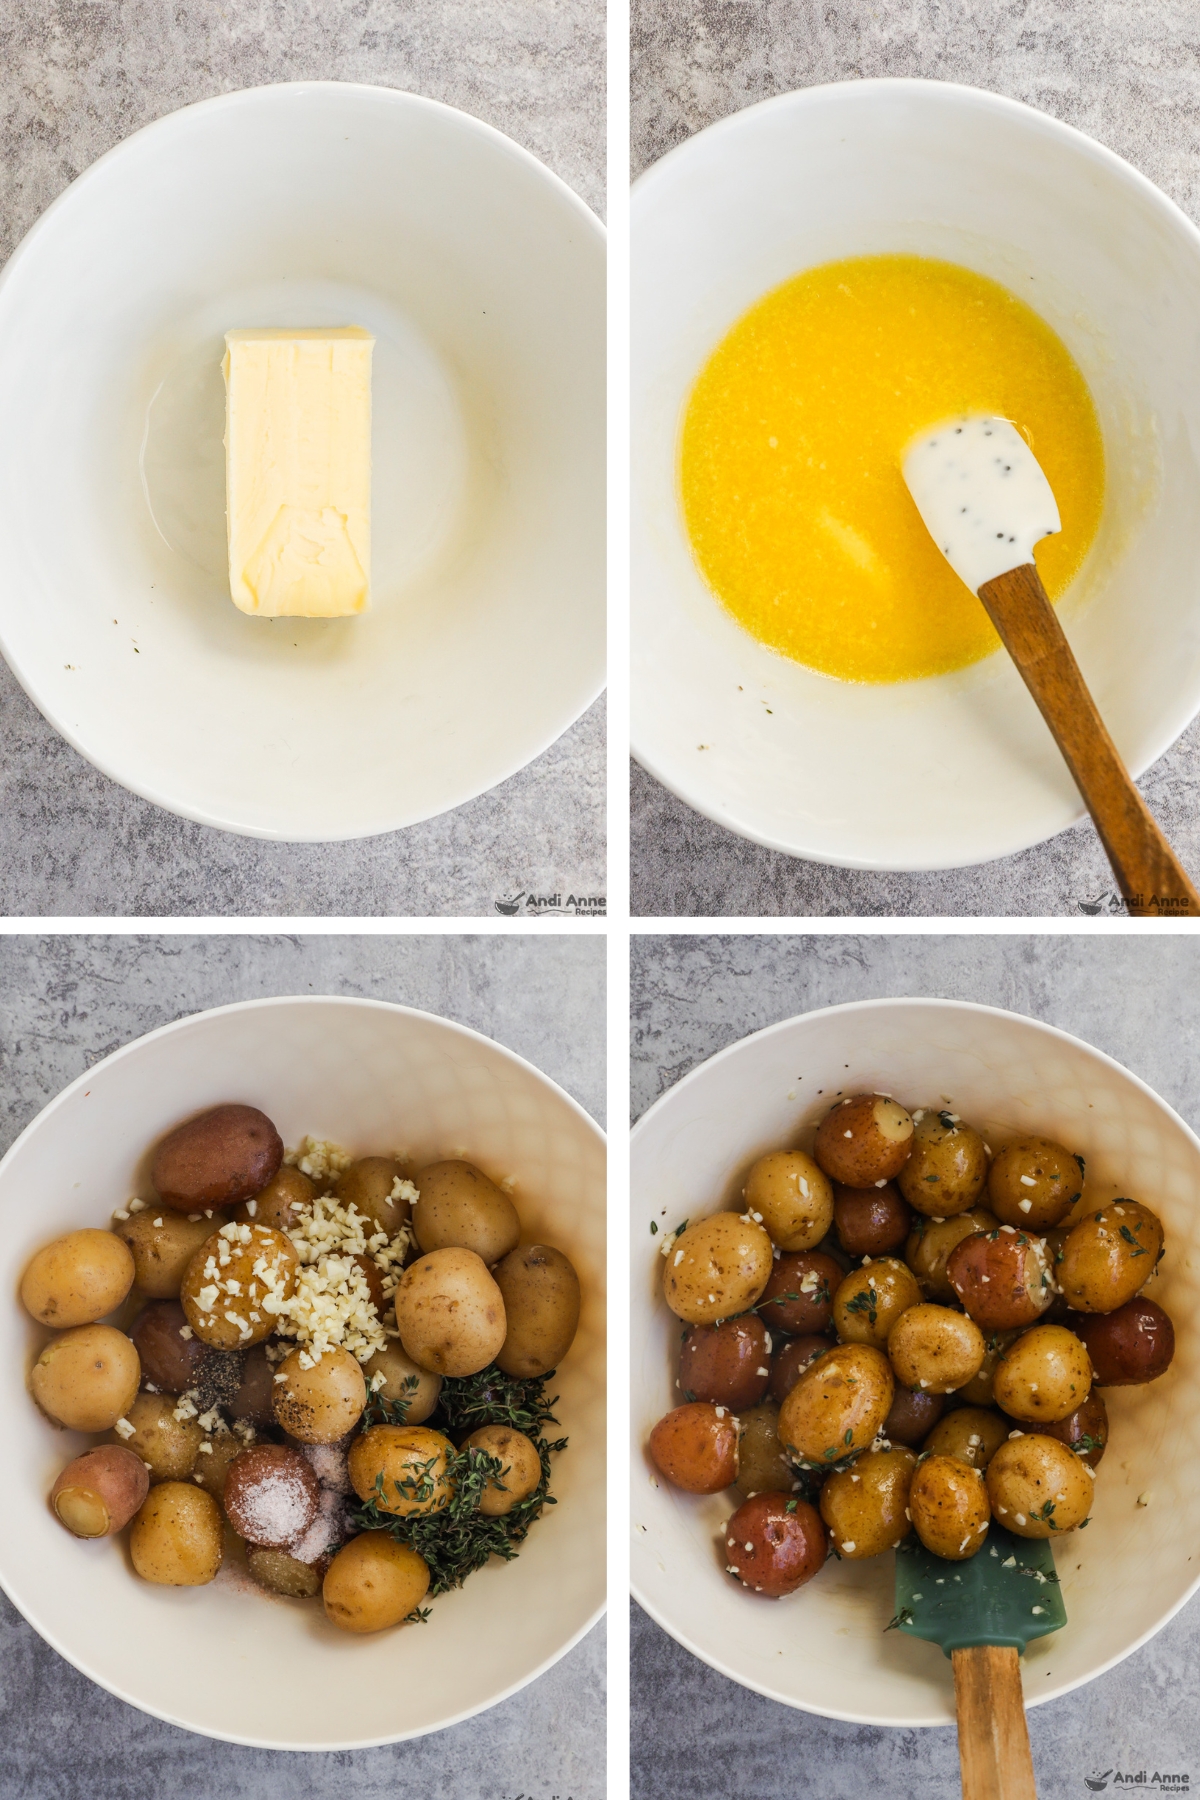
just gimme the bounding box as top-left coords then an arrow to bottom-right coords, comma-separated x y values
223,326 -> 374,618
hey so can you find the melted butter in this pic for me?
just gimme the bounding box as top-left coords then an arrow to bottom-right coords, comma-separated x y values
679,254 -> 1106,683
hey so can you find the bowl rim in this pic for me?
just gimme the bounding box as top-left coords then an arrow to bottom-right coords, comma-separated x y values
0,992 -> 607,1750
0,80 -> 607,844
630,75 -> 1200,871
630,993 -> 1200,1723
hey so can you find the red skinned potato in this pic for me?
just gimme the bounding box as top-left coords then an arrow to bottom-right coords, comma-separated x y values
151,1104 -> 283,1212
723,1493 -> 827,1596
755,1251 -> 841,1336
50,1444 -> 150,1538
813,1095 -> 914,1188
649,1402 -> 738,1493
680,1316 -> 772,1410
1041,1390 -> 1109,1467
946,1228 -> 1055,1331
129,1299 -> 207,1395
833,1183 -> 912,1257
770,1334 -> 831,1404
882,1383 -> 945,1447
1068,1298 -> 1175,1387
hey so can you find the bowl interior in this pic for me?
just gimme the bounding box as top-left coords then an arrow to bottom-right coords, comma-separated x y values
0,84 -> 605,839
632,80 -> 1200,869
0,997 -> 606,1749
631,998 -> 1200,1725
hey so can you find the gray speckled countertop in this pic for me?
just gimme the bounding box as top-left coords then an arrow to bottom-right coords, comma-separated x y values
0,933 -> 604,1799
0,0 -> 604,918
630,932 -> 1200,1799
630,0 -> 1200,917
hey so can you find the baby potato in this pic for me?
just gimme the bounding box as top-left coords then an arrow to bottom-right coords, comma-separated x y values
323,1535 -> 430,1634
887,1304 -> 985,1395
770,1335 -> 831,1405
832,1259 -> 921,1350
110,1391 -> 202,1481
755,1250 -> 841,1336
723,1493 -> 827,1596
190,1429 -> 244,1500
361,1342 -> 443,1424
114,1208 -> 226,1300
31,1323 -> 141,1431
151,1103 -> 283,1212
909,1454 -> 990,1560
348,1424 -> 456,1517
49,1444 -> 150,1539
129,1299 -> 207,1395
905,1209 -> 998,1302
130,1481 -> 224,1585
922,1406 -> 1009,1470
273,1345 -> 367,1443
649,1402 -> 739,1493
394,1247 -> 506,1377
954,1328 -> 1022,1406
833,1183 -> 912,1257
247,1546 -> 324,1599
779,1343 -> 894,1466
229,1342 -> 277,1425
662,1212 -> 774,1326
21,1229 -> 135,1328
988,1137 -> 1083,1230
224,1444 -> 320,1547
986,1434 -> 1093,1537
179,1223 -> 299,1349
882,1383 -> 944,1447
735,1401 -> 796,1498
993,1324 -> 1092,1424
411,1160 -> 520,1265
680,1315 -> 772,1409
1057,1201 -> 1164,1313
946,1228 -> 1055,1332
741,1151 -> 834,1251
898,1110 -> 989,1217
462,1425 -> 542,1516
1068,1297 -> 1175,1386
820,1444 -> 917,1558
335,1156 -> 414,1236
1042,1391 -> 1109,1468
233,1165 -> 314,1233
813,1094 -> 914,1188
492,1243 -> 582,1378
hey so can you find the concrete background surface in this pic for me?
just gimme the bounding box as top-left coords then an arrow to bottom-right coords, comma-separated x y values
630,931 -> 1200,1799
630,0 -> 1200,917
0,933 -> 605,1800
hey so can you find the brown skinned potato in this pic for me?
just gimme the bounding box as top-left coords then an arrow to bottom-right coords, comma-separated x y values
361,1342 -> 443,1424
778,1342 -> 894,1466
114,1208 -> 228,1299
492,1243 -> 581,1377
1067,1298 -> 1175,1386
247,1547 -> 325,1598
905,1209 -> 998,1302
272,1345 -> 367,1443
770,1335 -> 831,1405
130,1482 -> 224,1585
1041,1391 -> 1109,1467
179,1223 -> 299,1349
348,1425 -> 456,1517
151,1104 -> 282,1212
954,1328 -> 1022,1406
832,1258 -> 921,1350
988,1137 -> 1083,1230
741,1151 -> 834,1250
898,1110 -> 989,1217
129,1299 -> 208,1395
755,1251 -> 841,1336
723,1494 -> 827,1595
335,1157 -> 414,1236
909,1454 -> 990,1560
993,1324 -> 1093,1424
662,1213 -> 774,1326
190,1429 -> 244,1500
31,1324 -> 141,1431
323,1535 -> 430,1633
394,1248 -> 506,1377
228,1342 -> 277,1425
986,1434 -> 1093,1537
649,1402 -> 739,1493
232,1166 -> 314,1232
462,1425 -> 543,1516
887,1304 -> 985,1395
813,1095 -> 914,1188
20,1230 -> 135,1328
679,1315 -> 772,1409
922,1407 -> 1009,1470
1057,1202 -> 1164,1313
833,1183 -> 912,1257
882,1383 -> 944,1446
946,1228 -> 1056,1332
735,1401 -> 796,1498
49,1445 -> 150,1538
820,1445 -> 917,1557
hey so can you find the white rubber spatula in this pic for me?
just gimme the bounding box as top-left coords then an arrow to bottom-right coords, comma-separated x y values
903,415 -> 1199,917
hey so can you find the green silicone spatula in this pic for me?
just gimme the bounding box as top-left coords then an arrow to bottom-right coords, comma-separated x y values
894,1523 -> 1066,1800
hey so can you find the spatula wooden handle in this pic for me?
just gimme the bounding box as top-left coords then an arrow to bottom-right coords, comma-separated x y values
977,564 -> 1200,917
951,1646 -> 1038,1800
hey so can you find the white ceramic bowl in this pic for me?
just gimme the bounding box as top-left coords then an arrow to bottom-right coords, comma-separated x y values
631,79 -> 1200,870
0,83 -> 605,840
0,996 -> 606,1748
631,998 -> 1200,1725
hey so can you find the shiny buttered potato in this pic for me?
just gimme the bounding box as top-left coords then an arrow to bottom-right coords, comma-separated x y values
723,1493 -> 827,1596
882,1383 -> 945,1447
114,1208 -> 226,1299
151,1103 -> 283,1212
109,1391 -> 202,1481
946,1228 -> 1055,1332
755,1250 -> 841,1336
832,1259 -> 921,1350
361,1341 -> 443,1423
1068,1297 -> 1175,1386
335,1156 -> 414,1236
272,1345 -> 367,1443
897,1110 -> 988,1217
492,1243 -> 582,1378
347,1425 -> 456,1517
20,1229 -> 135,1328
833,1183 -> 912,1257
247,1547 -> 324,1599
462,1425 -> 543,1516
909,1454 -> 990,1560
680,1316 -> 772,1409
819,1445 -> 917,1558
649,1402 -> 739,1493
922,1407 -> 1009,1471
412,1160 -> 519,1265
49,1445 -> 150,1538
30,1324 -> 141,1431
988,1137 -> 1082,1230
323,1535 -> 431,1634
954,1329 -> 1021,1406
986,1434 -> 1093,1537
735,1401 -> 795,1498
813,1095 -> 914,1188
778,1342 -> 894,1465
233,1165 -> 314,1232
1057,1202 -> 1164,1313
179,1223 -> 299,1349
887,1304 -> 985,1395
770,1335 -> 831,1405
1042,1390 -> 1109,1467
130,1481 -> 224,1585
661,1213 -> 774,1326
224,1444 -> 320,1548
129,1299 -> 207,1396
993,1324 -> 1092,1424
394,1248 -> 506,1377
905,1209 -> 998,1302
741,1151 -> 834,1251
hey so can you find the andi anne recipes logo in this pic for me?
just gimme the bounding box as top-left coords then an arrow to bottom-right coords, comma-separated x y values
1085,1773 -> 1190,1793
494,890 -> 605,918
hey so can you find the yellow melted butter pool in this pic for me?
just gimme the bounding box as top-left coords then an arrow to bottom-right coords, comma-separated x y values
679,254 -> 1106,684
